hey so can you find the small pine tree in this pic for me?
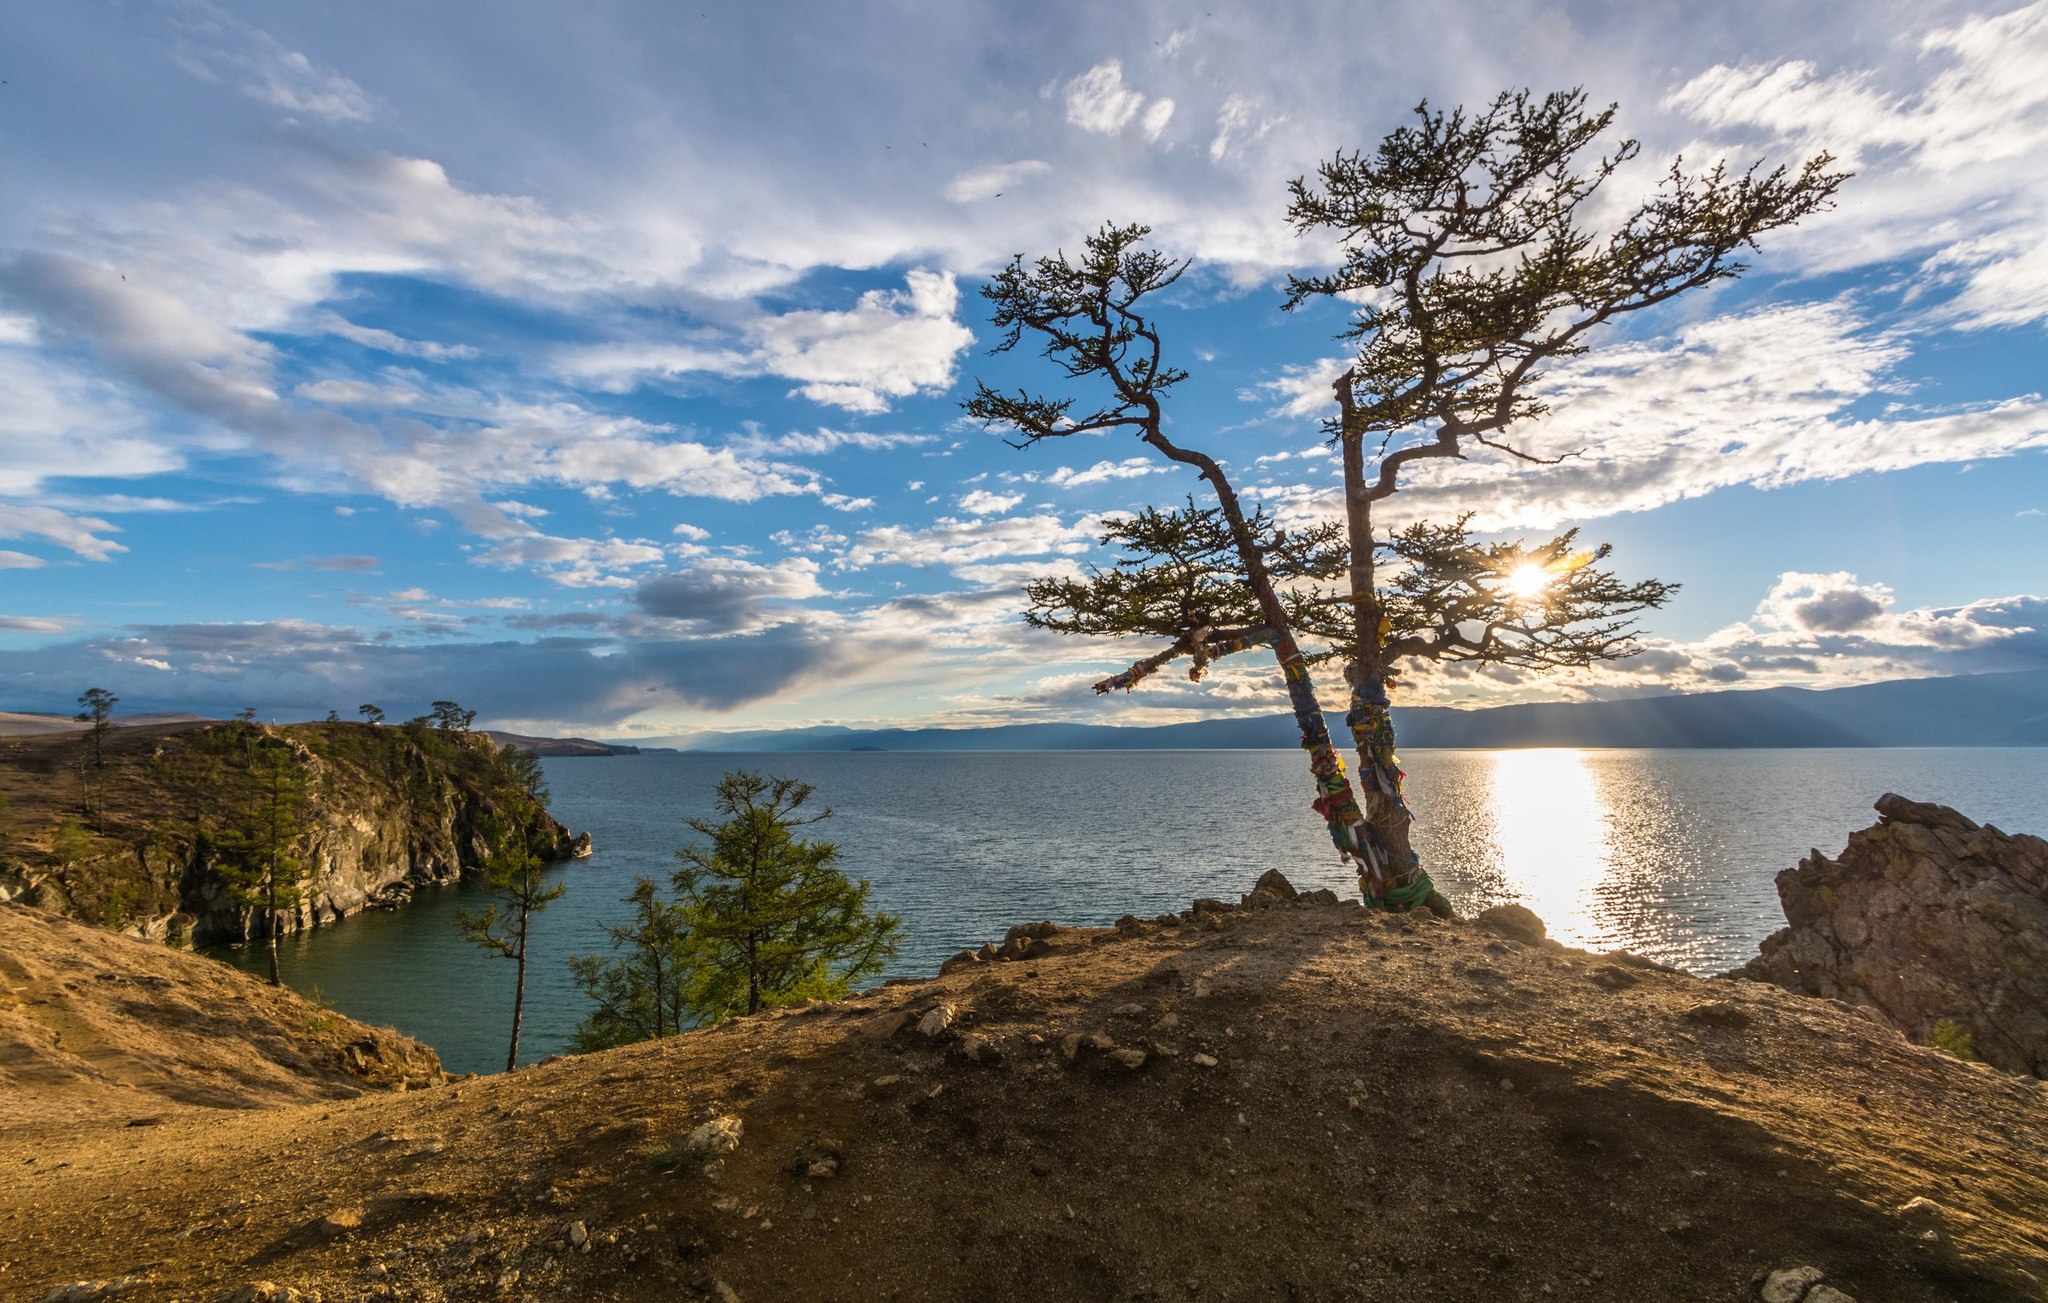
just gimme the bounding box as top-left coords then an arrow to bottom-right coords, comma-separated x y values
431,700 -> 477,731
456,745 -> 565,1071
358,704 -> 385,725
671,772 -> 900,1023
74,687 -> 118,828
567,877 -> 697,1051
218,737 -> 313,985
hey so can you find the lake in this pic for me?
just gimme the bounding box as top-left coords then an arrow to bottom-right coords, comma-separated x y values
221,747 -> 2048,1075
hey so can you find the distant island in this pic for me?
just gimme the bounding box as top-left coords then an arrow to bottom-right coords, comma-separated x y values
684,668 -> 2048,753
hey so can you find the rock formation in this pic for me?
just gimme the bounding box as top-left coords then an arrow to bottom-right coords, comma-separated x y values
1739,793 -> 2048,1077
0,720 -> 591,947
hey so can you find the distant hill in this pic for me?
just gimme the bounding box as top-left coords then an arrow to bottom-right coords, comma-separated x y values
686,668 -> 2048,752
481,730 -> 640,757
0,710 -> 212,738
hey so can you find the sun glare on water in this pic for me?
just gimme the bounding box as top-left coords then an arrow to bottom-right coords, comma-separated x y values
1488,748 -> 1612,946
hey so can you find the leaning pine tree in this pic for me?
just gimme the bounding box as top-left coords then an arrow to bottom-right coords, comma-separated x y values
969,88 -> 1843,914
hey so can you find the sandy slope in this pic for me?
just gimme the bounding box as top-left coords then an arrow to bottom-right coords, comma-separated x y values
4,894 -> 2046,1303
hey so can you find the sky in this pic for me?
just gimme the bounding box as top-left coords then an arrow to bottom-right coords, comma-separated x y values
1,0 -> 2045,742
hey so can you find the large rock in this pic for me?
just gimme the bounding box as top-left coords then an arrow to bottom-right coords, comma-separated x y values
1738,794 -> 2048,1077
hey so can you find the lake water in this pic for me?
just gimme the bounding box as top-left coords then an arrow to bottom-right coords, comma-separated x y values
221,748 -> 2048,1075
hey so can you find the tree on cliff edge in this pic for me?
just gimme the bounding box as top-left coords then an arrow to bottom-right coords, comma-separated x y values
219,736 -> 313,985
970,88 -> 1841,913
456,745 -> 564,1071
74,687 -> 117,829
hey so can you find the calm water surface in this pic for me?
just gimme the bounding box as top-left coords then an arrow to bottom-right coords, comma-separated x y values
224,748 -> 2048,1075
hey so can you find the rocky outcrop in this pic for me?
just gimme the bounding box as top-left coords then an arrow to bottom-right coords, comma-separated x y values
1738,793 -> 2048,1077
0,721 -> 590,947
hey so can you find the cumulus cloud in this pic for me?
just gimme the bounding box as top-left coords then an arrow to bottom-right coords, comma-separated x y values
633,556 -> 826,634
957,488 -> 1025,515
558,271 -> 973,414
0,503 -> 125,562
1062,61 -> 1147,135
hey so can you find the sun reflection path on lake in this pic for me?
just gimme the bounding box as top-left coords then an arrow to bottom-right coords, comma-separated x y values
1486,749 -> 1613,949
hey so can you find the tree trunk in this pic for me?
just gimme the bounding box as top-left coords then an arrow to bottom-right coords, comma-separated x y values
265,867 -> 281,985
1189,453 -> 1374,869
507,904 -> 528,1073
1339,418 -> 1449,917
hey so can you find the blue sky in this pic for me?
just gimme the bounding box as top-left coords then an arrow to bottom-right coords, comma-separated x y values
2,0 -> 2044,741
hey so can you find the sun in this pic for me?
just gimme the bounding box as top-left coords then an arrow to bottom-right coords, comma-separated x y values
1503,563 -> 1551,601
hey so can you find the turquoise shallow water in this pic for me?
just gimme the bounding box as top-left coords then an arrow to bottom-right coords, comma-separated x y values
221,747 -> 2048,1075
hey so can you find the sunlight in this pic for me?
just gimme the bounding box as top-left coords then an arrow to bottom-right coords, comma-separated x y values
1503,562 -> 1551,601
1488,749 -> 1611,946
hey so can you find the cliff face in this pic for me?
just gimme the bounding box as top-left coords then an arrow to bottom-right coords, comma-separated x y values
1739,793 -> 2048,1078
0,720 -> 589,946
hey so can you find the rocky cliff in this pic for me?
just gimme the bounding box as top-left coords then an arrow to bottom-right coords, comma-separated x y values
1739,793 -> 2048,1078
0,720 -> 590,947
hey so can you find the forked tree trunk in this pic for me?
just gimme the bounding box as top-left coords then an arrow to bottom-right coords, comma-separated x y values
1339,425 -> 1449,917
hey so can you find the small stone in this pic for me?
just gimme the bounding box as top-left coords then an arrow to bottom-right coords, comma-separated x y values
713,1195 -> 740,1213
1110,1047 -> 1149,1070
1473,903 -> 1547,945
1192,1052 -> 1219,1068
1588,963 -> 1640,991
1806,1288 -> 1856,1303
683,1115 -> 743,1160
859,1010 -> 913,1041
977,942 -> 1001,962
807,1156 -> 840,1178
567,1220 -> 588,1247
918,1004 -> 956,1037
1154,1011 -> 1184,1031
1060,1032 -> 1085,1063
1760,1266 -> 1827,1303
1112,1001 -> 1147,1017
938,949 -> 980,975
1683,1000 -> 1754,1030
959,1033 -> 997,1063
313,1206 -> 364,1239
711,1280 -> 742,1303
1499,1078 -> 1514,1092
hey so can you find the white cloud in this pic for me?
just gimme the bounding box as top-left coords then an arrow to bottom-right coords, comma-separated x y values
838,512 -> 1098,576
471,532 -> 668,588
0,550 -> 46,569
1046,458 -> 1174,488
0,615 -> 67,633
958,488 -> 1025,515
1667,2 -> 2048,327
1063,61 -> 1147,135
1380,300 -> 2048,530
944,160 -> 1052,203
756,270 -> 974,413
558,271 -> 973,414
309,312 -> 478,360
0,503 -> 124,562
1210,94 -> 1280,162
1141,99 -> 1176,142
171,4 -> 378,122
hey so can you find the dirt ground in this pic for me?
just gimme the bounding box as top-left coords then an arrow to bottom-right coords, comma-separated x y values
4,890 -> 2047,1303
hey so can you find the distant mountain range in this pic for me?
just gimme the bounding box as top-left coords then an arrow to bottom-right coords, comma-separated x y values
682,669 -> 2048,753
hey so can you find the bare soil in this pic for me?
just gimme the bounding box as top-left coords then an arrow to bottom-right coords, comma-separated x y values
4,893 -> 2046,1303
